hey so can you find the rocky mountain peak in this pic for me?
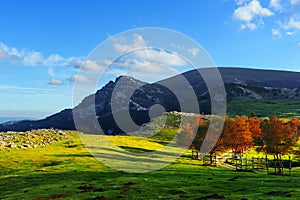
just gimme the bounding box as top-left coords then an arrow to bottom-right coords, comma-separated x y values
2,67 -> 300,133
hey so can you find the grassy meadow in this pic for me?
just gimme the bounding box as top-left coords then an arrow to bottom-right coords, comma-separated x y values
0,129 -> 300,200
227,98 -> 300,118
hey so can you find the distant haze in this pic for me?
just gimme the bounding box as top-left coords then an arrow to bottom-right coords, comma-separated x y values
0,117 -> 37,124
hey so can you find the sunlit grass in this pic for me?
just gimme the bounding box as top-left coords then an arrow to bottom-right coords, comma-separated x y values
0,130 -> 300,199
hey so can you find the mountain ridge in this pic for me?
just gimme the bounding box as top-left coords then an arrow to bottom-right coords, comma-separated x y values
1,67 -> 300,133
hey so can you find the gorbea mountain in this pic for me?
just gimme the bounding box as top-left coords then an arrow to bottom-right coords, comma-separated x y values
1,67 -> 300,133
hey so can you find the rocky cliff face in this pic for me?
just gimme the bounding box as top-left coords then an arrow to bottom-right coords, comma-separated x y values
1,67 -> 300,134
225,80 -> 300,100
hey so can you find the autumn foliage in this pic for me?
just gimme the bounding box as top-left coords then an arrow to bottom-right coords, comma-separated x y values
260,116 -> 298,157
180,115 -> 299,158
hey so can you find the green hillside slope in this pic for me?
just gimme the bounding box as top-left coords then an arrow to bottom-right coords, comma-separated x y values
227,98 -> 300,118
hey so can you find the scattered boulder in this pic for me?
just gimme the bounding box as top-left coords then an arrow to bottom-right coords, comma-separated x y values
0,129 -> 74,150
7,143 -> 17,148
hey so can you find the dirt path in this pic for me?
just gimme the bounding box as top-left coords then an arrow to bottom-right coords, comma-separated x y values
216,152 -> 236,169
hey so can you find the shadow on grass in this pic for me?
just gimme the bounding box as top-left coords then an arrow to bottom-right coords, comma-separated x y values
52,153 -> 95,158
85,146 -> 185,167
148,140 -> 169,146
38,160 -> 63,167
87,145 -> 181,157
118,146 -> 155,153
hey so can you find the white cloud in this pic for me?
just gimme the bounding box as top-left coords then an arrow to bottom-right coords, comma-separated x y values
0,33 -> 189,87
69,75 -> 91,83
73,59 -> 111,72
283,16 -> 300,30
113,33 -> 147,53
0,43 -> 18,56
0,42 -> 83,68
107,62 -> 179,83
112,56 -> 180,71
170,43 -> 200,56
105,53 -> 184,83
0,50 -> 8,59
43,54 -> 64,66
187,48 -> 200,56
103,33 -> 192,82
233,0 -> 274,22
241,22 -> 257,30
113,34 -> 187,67
270,0 -> 282,11
286,31 -> 296,35
23,52 -> 44,66
133,49 -> 187,66
233,0 -> 274,30
271,28 -> 282,37
127,64 -> 179,83
235,0 -> 248,6
48,79 -> 64,86
0,43 -> 22,63
297,42 -> 300,47
112,57 -> 148,69
291,0 -> 300,6
271,18 -> 300,38
0,33 -> 190,87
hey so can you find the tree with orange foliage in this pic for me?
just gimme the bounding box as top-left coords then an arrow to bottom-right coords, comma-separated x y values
178,122 -> 196,148
248,117 -> 262,146
220,116 -> 233,151
179,115 -> 226,162
192,116 -> 208,159
222,116 -> 253,155
261,116 -> 298,158
192,115 -> 226,163
260,116 -> 298,174
204,116 -> 229,163
289,118 -> 300,138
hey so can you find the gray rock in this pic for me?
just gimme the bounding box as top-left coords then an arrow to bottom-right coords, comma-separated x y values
58,131 -> 66,136
7,143 -> 17,148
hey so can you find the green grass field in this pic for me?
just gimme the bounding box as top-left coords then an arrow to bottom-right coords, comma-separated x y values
0,130 -> 300,200
227,98 -> 300,118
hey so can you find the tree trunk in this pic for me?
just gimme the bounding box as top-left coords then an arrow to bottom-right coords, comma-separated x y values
276,154 -> 282,174
192,149 -> 194,159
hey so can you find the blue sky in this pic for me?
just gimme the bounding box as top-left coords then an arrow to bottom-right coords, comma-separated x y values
0,0 -> 300,118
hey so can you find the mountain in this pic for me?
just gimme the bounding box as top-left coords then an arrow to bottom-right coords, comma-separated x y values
0,117 -> 37,124
1,67 -> 300,133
